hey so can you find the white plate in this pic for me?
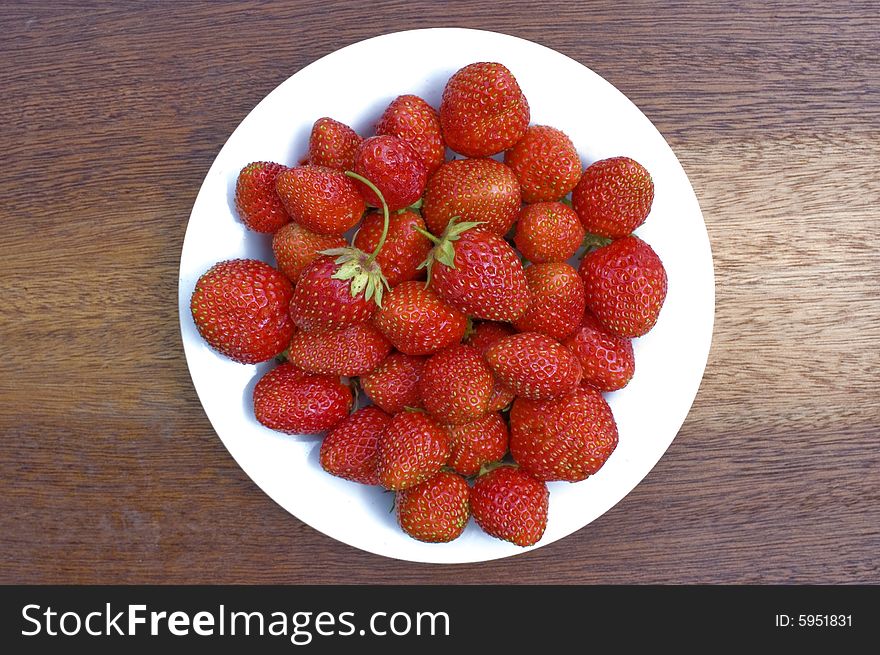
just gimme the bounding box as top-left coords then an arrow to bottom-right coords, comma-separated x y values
178,28 -> 715,564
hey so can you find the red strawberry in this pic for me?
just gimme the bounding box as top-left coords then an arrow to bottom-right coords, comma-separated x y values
272,222 -> 346,284
463,321 -> 517,412
353,210 -> 432,287
422,158 -> 521,236
373,281 -> 466,356
509,386 -> 618,482
320,405 -> 390,485
252,363 -> 352,434
470,466 -> 548,547
190,259 -> 294,364
361,352 -> 426,414
440,62 -> 530,157
572,157 -> 654,238
513,201 -> 585,264
421,345 -> 494,426
564,311 -> 635,391
289,255 -> 379,331
578,235 -> 667,337
504,125 -> 582,203
485,332 -> 582,400
396,471 -> 470,543
376,95 -> 446,176
352,135 -> 428,211
234,161 -> 291,233
514,263 -> 586,340
377,411 -> 451,490
448,412 -> 509,477
286,322 -> 391,376
275,165 -> 365,236
307,117 -> 362,171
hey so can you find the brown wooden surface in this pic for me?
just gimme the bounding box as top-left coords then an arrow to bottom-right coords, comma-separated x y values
1,1 -> 878,584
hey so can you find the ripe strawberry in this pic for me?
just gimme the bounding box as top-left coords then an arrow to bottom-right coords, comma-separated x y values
504,125 -> 581,203
286,322 -> 391,376
352,135 -> 428,211
190,259 -> 294,364
440,62 -> 530,157
252,363 -> 352,434
572,157 -> 654,238
353,210 -> 432,287
272,222 -> 346,284
513,201 -> 585,264
509,386 -> 618,481
448,412 -> 509,477
578,235 -> 667,337
396,471 -> 470,543
377,411 -> 451,490
289,255 -> 379,331
470,466 -> 548,547
320,405 -> 390,485
421,345 -> 494,426
514,263 -> 586,340
275,165 -> 365,236
463,321 -> 517,412
376,94 -> 445,176
422,158 -> 521,236
373,281 -> 466,356
307,117 -> 362,171
360,352 -> 426,414
234,161 -> 291,233
564,311 -> 635,391
485,332 -> 582,400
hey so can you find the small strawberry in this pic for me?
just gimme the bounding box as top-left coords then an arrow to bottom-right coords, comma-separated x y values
440,62 -> 530,157
307,117 -> 362,171
448,412 -> 509,477
373,281 -> 466,356
353,210 -> 432,287
564,311 -> 635,391
190,259 -> 294,364
421,345 -> 494,426
360,352 -> 426,414
470,466 -> 548,547
320,405 -> 390,485
463,321 -> 517,412
485,332 -> 582,400
514,262 -> 586,340
422,158 -> 521,236
377,411 -> 451,491
272,222 -> 346,284
286,322 -> 391,376
513,201 -> 585,264
252,363 -> 352,434
578,235 -> 667,337
396,471 -> 470,543
509,386 -> 618,482
234,161 -> 291,233
504,125 -> 582,203
275,165 -> 365,236
376,94 -> 446,176
572,156 -> 654,239
352,135 -> 428,211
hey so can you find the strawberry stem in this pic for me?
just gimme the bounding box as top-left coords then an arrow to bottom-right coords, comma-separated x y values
345,171 -> 389,266
413,225 -> 442,245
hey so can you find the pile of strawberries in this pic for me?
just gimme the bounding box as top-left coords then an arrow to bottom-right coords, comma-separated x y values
190,62 -> 667,547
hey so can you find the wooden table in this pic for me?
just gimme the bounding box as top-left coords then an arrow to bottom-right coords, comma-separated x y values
1,1 -> 877,584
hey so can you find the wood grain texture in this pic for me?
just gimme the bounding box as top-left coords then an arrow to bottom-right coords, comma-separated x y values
1,0 -> 878,584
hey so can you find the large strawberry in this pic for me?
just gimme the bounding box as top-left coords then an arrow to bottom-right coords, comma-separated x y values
286,322 -> 391,376
320,405 -> 390,485
485,332 -> 582,400
463,321 -> 517,412
513,201 -> 584,264
376,94 -> 446,176
307,117 -> 362,171
440,62 -> 530,157
422,158 -> 521,236
360,352 -> 426,414
504,125 -> 581,203
190,259 -> 294,364
373,281 -> 466,356
252,363 -> 352,434
447,412 -> 510,477
564,311 -> 635,391
353,210 -> 432,287
396,471 -> 470,543
377,411 -> 451,491
514,263 -> 586,341
275,165 -> 365,236
272,222 -> 345,284
572,156 -> 654,239
578,235 -> 667,337
470,466 -> 548,547
421,344 -> 494,426
509,386 -> 618,482
352,135 -> 428,211
234,161 -> 291,233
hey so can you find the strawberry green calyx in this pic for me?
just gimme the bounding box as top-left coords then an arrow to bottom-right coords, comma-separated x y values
580,232 -> 613,254
415,216 -> 483,283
